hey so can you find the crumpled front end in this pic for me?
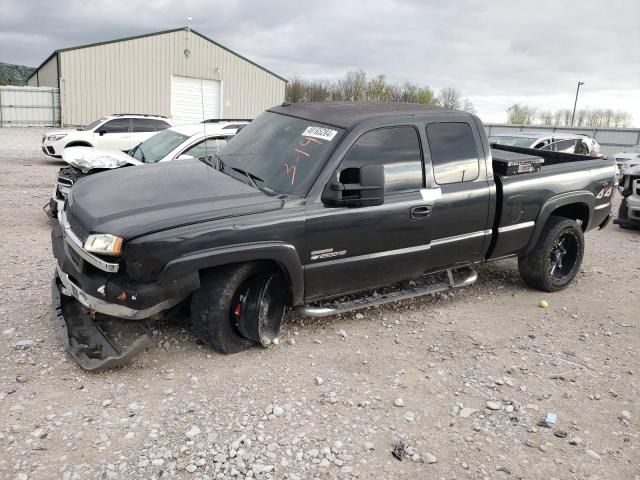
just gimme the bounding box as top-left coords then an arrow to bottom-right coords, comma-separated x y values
63,146 -> 139,173
51,272 -> 153,371
50,206 -> 199,370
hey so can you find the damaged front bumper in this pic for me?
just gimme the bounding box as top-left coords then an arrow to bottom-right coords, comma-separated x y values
52,271 -> 153,371
51,222 -> 200,370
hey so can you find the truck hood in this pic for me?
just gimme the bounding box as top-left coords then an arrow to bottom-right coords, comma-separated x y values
67,159 -> 283,239
62,146 -> 141,173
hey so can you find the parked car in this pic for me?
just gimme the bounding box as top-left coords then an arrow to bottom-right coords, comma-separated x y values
614,160 -> 640,229
50,103 -> 616,370
489,132 -> 601,155
613,145 -> 640,170
41,114 -> 173,158
45,121 -> 248,218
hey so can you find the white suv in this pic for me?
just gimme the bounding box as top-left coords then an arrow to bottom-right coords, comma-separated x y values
41,114 -> 173,157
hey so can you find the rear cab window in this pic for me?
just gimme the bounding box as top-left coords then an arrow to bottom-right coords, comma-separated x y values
426,122 -> 480,185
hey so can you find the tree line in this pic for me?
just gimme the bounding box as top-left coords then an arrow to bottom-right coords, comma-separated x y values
506,103 -> 632,128
285,70 -> 475,112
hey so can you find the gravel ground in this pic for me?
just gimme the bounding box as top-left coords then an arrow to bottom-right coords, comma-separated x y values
0,127 -> 638,480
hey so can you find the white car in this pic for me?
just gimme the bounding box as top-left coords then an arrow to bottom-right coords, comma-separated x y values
46,121 -> 248,217
488,132 -> 601,155
41,114 -> 173,158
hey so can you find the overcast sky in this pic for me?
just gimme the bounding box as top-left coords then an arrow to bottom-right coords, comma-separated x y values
2,0 -> 639,125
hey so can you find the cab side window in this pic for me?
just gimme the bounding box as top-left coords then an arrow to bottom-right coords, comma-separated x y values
340,126 -> 423,194
426,122 -> 479,185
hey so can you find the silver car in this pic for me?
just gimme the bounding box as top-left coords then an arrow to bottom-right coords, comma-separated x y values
488,132 -> 601,155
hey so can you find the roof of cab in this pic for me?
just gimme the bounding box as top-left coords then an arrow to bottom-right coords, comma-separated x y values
268,102 -> 462,129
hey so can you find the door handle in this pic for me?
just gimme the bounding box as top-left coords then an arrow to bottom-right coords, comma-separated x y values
410,205 -> 432,219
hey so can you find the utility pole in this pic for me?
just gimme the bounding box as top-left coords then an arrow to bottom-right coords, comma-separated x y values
571,81 -> 584,126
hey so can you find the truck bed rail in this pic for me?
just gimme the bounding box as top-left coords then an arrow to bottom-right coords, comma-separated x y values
490,144 -> 604,166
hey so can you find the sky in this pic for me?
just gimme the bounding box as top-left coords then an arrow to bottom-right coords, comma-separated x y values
1,0 -> 639,125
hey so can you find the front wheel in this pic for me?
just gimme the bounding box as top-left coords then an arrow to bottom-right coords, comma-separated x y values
191,263 -> 288,354
518,216 -> 585,292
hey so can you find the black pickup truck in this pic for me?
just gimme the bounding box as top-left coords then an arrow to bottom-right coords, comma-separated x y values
51,103 -> 616,370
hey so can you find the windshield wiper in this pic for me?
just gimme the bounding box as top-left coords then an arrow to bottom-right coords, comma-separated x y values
231,167 -> 278,197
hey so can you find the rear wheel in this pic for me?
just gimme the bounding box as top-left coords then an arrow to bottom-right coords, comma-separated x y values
518,216 -> 584,292
190,263 -> 288,354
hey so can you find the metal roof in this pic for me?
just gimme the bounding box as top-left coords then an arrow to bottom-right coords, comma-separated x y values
269,102 -> 461,129
27,27 -> 286,83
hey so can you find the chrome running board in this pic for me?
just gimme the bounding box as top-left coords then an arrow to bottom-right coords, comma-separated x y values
298,266 -> 477,318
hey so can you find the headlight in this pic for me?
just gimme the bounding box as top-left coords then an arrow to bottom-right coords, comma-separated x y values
84,234 -> 123,256
47,134 -> 67,141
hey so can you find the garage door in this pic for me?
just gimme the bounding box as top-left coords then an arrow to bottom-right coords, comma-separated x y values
170,76 -> 221,124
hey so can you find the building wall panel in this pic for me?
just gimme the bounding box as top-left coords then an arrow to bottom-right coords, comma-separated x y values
58,30 -> 285,125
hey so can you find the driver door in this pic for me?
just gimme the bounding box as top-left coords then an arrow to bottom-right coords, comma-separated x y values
303,125 -> 435,301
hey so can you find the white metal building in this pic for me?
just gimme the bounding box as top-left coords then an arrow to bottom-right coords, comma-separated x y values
26,27 -> 287,126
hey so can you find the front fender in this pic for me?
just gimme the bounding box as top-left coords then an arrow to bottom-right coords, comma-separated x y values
160,241 -> 304,306
525,191 -> 594,254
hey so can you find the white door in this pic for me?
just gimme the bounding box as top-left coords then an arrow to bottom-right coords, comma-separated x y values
171,76 -> 221,124
94,118 -> 132,151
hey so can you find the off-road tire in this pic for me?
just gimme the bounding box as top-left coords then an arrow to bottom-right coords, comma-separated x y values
518,215 -> 584,292
191,264 -> 263,354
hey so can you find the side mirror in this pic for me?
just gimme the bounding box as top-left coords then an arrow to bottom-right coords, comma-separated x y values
177,154 -> 196,161
97,129 -> 107,136
322,164 -> 385,207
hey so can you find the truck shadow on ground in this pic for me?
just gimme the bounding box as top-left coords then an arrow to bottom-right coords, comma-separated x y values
109,259 -> 531,368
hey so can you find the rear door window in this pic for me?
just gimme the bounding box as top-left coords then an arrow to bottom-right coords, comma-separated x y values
155,120 -> 172,131
340,126 -> 424,194
132,118 -> 158,132
426,122 -> 479,185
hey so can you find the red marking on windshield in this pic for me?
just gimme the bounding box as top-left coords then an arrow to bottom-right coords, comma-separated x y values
283,136 -> 324,185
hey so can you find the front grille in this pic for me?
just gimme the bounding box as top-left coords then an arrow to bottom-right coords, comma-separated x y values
67,211 -> 91,243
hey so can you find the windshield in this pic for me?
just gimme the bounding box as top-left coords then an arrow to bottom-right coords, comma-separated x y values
489,136 -> 537,147
131,129 -> 189,163
217,111 -> 344,196
624,145 -> 640,153
80,118 -> 107,131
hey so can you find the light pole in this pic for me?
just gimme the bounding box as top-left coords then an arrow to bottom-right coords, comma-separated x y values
571,81 -> 584,126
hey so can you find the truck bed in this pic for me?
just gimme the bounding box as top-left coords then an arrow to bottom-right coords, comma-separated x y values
487,145 -> 616,260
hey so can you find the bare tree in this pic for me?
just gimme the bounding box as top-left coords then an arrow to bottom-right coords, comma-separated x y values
417,86 -> 438,106
507,104 -> 536,124
438,87 -> 462,109
462,98 -> 475,113
334,69 -> 367,101
285,77 -> 305,103
366,75 -> 388,101
539,111 -> 554,126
